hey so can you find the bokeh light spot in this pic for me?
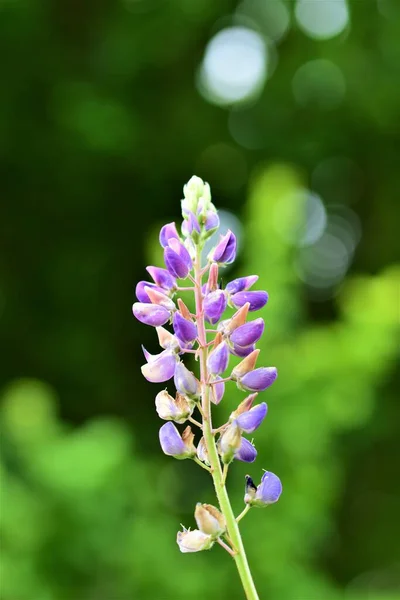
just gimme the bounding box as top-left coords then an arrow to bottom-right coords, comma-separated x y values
273,189 -> 327,247
295,0 -> 350,40
292,60 -> 346,109
235,0 -> 290,42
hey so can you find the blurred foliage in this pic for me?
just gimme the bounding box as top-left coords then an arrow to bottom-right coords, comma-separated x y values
1,0 -> 399,599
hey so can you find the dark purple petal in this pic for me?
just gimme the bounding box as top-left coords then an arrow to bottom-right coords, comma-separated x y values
146,266 -> 176,290
159,222 -> 180,248
225,276 -> 259,295
239,367 -> 277,392
212,230 -> 236,264
159,422 -> 186,456
135,281 -> 165,303
230,318 -> 264,347
132,302 -> 170,327
230,343 -> 256,358
207,342 -> 229,375
236,402 -> 268,433
164,239 -> 192,279
174,362 -> 199,396
141,350 -> 177,383
204,290 -> 227,325
235,438 -> 257,463
256,471 -> 282,504
230,291 -> 269,312
173,312 -> 198,344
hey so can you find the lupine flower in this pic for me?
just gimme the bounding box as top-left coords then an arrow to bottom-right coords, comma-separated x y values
144,287 -> 176,311
159,222 -> 180,248
132,302 -> 171,327
197,437 -> 210,465
231,350 -> 260,379
230,290 -> 269,312
218,422 -> 242,464
204,290 -> 227,325
159,422 -> 196,459
135,281 -> 166,303
141,348 -> 177,383
235,437 -> 257,463
155,390 -> 194,423
182,210 -> 201,239
164,238 -> 193,279
174,361 -> 199,397
218,303 -> 250,336
207,341 -> 229,375
230,318 -> 265,348
177,528 -> 214,553
238,367 -> 277,392
230,343 -> 256,358
225,276 -> 259,295
210,376 -> 225,404
156,326 -> 180,351
244,472 -> 282,507
195,504 -> 226,537
236,403 -> 268,433
173,312 -> 198,345
146,266 -> 176,291
211,230 -> 236,265
204,210 -> 220,231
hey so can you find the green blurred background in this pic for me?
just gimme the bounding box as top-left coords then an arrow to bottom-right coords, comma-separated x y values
1,1 -> 399,599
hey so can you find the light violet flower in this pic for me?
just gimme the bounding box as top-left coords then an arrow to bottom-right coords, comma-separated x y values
236,403 -> 268,434
146,266 -> 176,291
238,367 -> 278,392
159,222 -> 180,248
244,472 -> 282,507
225,276 -> 259,295
211,230 -> 236,265
174,361 -> 199,397
207,341 -> 229,375
173,312 -> 197,345
204,290 -> 227,325
132,302 -> 170,327
230,291 -> 269,312
159,422 -> 196,459
235,437 -> 257,463
141,348 -> 177,383
164,238 -> 193,279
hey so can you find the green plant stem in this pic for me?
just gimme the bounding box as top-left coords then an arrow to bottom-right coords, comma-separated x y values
194,248 -> 259,600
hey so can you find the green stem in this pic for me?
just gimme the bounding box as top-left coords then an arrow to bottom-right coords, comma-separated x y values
194,248 -> 259,600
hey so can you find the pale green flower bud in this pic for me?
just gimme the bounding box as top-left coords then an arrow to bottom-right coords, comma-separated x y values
218,421 -> 242,464
195,503 -> 226,537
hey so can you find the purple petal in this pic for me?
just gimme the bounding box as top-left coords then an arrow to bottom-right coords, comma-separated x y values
236,403 -> 268,433
141,351 -> 177,383
256,472 -> 282,504
230,343 -> 256,358
174,362 -> 198,396
230,318 -> 264,347
173,312 -> 197,344
135,281 -> 165,303
164,239 -> 192,279
230,291 -> 269,312
225,276 -> 259,295
204,290 -> 227,325
212,230 -> 236,264
240,367 -> 277,392
207,342 -> 229,375
211,376 -> 225,404
159,422 -> 186,456
132,302 -> 170,327
159,222 -> 180,248
146,266 -> 176,290
204,210 -> 220,231
235,438 -> 257,463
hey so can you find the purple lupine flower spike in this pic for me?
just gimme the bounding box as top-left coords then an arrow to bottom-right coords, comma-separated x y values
204,290 -> 227,325
132,302 -> 170,327
230,318 -> 265,347
135,281 -> 165,303
235,437 -> 257,463
141,349 -> 177,383
146,266 -> 176,291
173,312 -> 198,344
207,341 -> 229,375
164,238 -> 193,279
230,291 -> 269,312
238,367 -> 277,392
159,222 -> 180,248
174,361 -> 199,397
211,230 -> 236,265
236,402 -> 268,433
225,276 -> 259,295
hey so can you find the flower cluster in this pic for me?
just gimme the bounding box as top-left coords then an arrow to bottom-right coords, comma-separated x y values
132,176 -> 282,564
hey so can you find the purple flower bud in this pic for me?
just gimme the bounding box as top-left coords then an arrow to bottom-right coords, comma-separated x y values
230,343 -> 256,358
230,318 -> 264,347
146,266 -> 176,291
174,361 -> 199,397
177,528 -> 214,553
238,367 -> 277,392
135,281 -> 165,303
164,238 -> 193,279
159,222 -> 180,248
173,312 -> 197,344
230,291 -> 269,312
225,276 -> 259,295
210,376 -> 225,405
141,349 -> 177,383
211,230 -> 236,265
235,437 -> 257,463
236,402 -> 267,433
204,210 -> 220,231
159,422 -> 195,459
245,472 -> 282,507
182,211 -> 201,237
204,290 -> 227,325
207,341 -> 229,375
144,287 -> 176,311
132,302 -> 170,327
